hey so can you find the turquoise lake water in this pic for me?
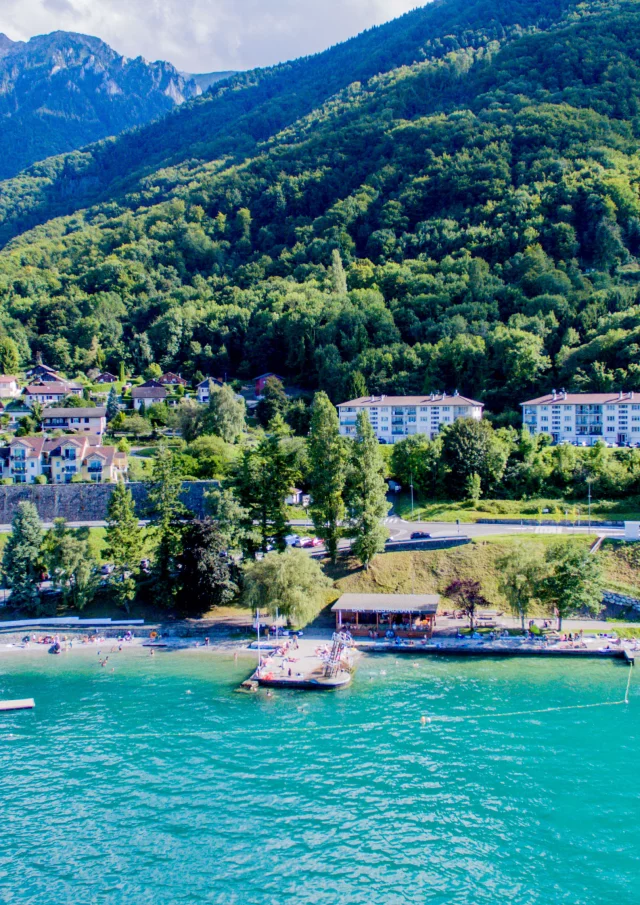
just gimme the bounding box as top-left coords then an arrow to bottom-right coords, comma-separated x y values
0,648 -> 639,905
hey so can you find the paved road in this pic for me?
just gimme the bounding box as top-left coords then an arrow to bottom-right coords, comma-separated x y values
381,516 -> 624,541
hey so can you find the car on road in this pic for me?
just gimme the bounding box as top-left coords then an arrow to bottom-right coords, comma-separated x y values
410,531 -> 431,540
294,536 -> 323,548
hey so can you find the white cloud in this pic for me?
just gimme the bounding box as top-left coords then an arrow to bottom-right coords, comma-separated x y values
0,0 -> 422,72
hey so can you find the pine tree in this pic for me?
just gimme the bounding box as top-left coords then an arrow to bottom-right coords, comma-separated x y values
43,520 -> 98,612
2,502 -> 43,613
308,392 -> 347,562
147,443 -> 190,602
105,482 -> 144,613
235,417 -> 298,552
330,248 -> 348,295
176,519 -> 237,617
106,386 -> 119,422
347,411 -> 389,569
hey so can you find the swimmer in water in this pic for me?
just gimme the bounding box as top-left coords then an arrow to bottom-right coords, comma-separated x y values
150,649 -> 155,656
266,690 -> 273,698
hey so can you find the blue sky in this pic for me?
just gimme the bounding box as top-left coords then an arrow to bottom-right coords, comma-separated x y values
1,0 -> 422,73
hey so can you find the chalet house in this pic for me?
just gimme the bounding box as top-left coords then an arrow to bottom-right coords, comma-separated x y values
24,381 -> 83,407
0,434 -> 127,484
159,372 -> 188,387
196,378 -> 224,405
41,407 -> 107,437
95,372 -> 117,384
26,363 -> 61,382
254,373 -> 284,396
0,376 -> 21,398
131,386 -> 167,410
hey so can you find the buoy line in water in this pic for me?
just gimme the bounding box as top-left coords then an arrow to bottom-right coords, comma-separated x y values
1,667 -> 632,742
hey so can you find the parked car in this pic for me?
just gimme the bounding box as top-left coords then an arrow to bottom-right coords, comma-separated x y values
309,537 -> 323,547
284,534 -> 299,547
100,563 -> 115,576
410,531 -> 431,540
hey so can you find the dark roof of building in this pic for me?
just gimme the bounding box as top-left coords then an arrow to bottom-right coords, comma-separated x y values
331,593 -> 439,614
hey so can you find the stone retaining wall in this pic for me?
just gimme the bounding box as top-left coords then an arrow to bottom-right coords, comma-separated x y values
602,590 -> 640,614
0,481 -> 217,524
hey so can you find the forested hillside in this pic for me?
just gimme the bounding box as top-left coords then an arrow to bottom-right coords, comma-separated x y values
0,31 -> 201,181
2,0 -> 640,418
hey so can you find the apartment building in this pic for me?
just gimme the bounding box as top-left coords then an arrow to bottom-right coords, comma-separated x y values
41,407 -> 107,437
337,393 -> 484,443
521,390 -> 640,445
0,435 -> 127,484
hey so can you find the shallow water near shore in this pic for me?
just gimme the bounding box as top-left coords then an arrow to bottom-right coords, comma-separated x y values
1,648 -> 639,905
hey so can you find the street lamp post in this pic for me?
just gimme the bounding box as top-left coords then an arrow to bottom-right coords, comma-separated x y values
410,471 -> 414,518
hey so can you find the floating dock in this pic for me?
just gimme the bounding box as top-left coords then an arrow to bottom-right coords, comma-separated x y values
0,698 -> 35,712
246,633 -> 357,692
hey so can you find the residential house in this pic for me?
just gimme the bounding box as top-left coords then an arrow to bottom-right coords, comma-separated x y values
95,372 -> 117,384
196,378 -> 224,405
285,488 -> 304,505
254,373 -> 284,396
24,381 -> 83,407
0,376 -> 20,398
337,393 -> 484,444
0,434 -> 127,484
42,407 -> 107,437
131,386 -> 167,410
140,379 -> 164,388
521,390 -> 640,446
26,363 -> 61,382
159,372 -> 188,387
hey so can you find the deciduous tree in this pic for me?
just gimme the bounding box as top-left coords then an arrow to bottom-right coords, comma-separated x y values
242,548 -> 332,625
537,542 -> 603,630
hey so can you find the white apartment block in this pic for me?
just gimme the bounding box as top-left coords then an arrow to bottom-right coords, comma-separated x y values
337,393 -> 484,443
521,391 -> 640,446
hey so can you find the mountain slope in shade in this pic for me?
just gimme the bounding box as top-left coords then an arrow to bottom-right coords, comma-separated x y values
0,0 -> 570,246
0,31 -> 200,180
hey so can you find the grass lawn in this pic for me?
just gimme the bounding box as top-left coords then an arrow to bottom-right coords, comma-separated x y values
324,533 -> 638,615
392,494 -> 640,523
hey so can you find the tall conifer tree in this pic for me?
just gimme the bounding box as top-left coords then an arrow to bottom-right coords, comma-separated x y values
308,392 -> 347,563
347,411 -> 389,569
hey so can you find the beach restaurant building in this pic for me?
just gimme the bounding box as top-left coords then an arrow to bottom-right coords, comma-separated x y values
332,593 -> 439,639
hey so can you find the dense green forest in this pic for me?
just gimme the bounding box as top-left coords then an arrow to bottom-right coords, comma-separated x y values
2,0 -> 640,417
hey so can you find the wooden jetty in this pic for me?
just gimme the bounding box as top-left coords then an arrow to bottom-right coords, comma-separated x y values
0,698 -> 35,712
